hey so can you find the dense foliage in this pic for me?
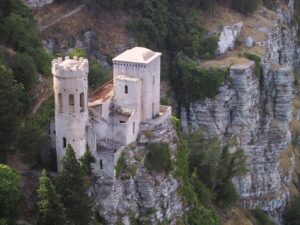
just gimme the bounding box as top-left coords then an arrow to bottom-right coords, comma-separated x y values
172,117 -> 220,225
79,146 -> 95,175
16,99 -> 54,166
0,65 -> 24,160
0,0 -> 52,161
176,56 -> 228,106
37,170 -> 66,225
56,145 -> 93,225
0,164 -> 22,224
145,143 -> 172,173
188,130 -> 247,208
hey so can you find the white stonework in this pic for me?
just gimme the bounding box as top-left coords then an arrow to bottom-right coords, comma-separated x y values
217,22 -> 243,54
52,47 -> 171,177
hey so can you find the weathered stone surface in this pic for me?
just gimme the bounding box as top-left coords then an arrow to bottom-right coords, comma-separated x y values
181,2 -> 299,222
90,118 -> 184,225
217,22 -> 243,54
244,36 -> 254,48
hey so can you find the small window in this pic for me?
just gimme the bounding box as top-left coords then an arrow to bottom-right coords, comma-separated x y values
153,75 -> 155,85
69,94 -> 75,113
63,137 -> 66,148
100,160 -> 103,169
58,93 -> 63,113
133,122 -> 135,134
120,120 -> 125,124
80,92 -> 84,112
125,85 -> 128,94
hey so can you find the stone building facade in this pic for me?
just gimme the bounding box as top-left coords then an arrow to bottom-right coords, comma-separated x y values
51,47 -> 171,177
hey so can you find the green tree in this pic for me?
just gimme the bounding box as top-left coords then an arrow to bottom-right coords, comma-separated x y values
0,64 -> 24,160
2,13 -> 40,52
37,170 -> 66,225
56,145 -> 93,225
0,164 -> 22,223
88,58 -> 112,90
79,146 -> 95,175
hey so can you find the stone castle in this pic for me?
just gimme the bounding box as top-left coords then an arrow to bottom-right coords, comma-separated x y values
50,47 -> 172,177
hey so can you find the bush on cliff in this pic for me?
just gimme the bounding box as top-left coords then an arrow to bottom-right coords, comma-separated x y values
231,0 -> 262,13
145,143 -> 172,173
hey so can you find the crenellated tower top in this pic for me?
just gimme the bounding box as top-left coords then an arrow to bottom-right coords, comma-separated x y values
52,56 -> 88,78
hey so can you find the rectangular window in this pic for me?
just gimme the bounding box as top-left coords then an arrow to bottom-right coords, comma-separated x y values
69,94 -> 75,113
80,92 -> 84,112
63,137 -> 66,148
120,120 -> 125,123
125,85 -> 128,94
100,160 -> 103,169
58,93 -> 63,113
133,122 -> 135,134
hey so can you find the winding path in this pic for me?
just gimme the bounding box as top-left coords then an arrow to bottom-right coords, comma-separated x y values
40,4 -> 85,31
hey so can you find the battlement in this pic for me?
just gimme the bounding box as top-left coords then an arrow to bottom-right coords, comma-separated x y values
52,56 -> 89,78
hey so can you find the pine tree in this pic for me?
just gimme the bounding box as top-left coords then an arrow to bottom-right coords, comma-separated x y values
37,170 -> 66,225
56,145 -> 93,225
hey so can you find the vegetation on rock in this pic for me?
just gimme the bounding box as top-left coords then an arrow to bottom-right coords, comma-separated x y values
0,164 -> 22,224
37,170 -> 66,225
145,143 -> 172,173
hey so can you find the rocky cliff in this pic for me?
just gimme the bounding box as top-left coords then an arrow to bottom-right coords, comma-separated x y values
90,118 -> 184,225
181,1 -> 298,222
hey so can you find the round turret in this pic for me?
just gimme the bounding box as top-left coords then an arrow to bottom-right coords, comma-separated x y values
52,56 -> 89,171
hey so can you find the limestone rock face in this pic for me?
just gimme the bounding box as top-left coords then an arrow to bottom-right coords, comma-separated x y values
181,2 -> 298,221
90,118 -> 184,225
244,36 -> 254,48
217,22 -> 243,54
23,0 -> 53,8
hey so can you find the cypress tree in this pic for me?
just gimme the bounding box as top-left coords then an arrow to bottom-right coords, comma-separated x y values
37,170 -> 66,225
56,145 -> 92,225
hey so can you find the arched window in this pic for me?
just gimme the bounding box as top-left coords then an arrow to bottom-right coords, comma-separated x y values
58,93 -> 63,113
69,94 -> 75,113
63,137 -> 66,148
125,85 -> 128,94
80,92 -> 84,112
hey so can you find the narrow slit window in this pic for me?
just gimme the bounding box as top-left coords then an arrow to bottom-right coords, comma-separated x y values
58,93 -> 63,113
133,122 -> 135,134
153,75 -> 155,85
80,92 -> 84,112
63,137 -> 66,148
69,94 -> 75,113
120,120 -> 125,124
125,85 -> 128,94
100,160 -> 103,169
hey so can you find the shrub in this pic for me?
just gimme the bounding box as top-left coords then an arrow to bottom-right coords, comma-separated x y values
244,53 -> 262,77
68,48 -> 86,58
262,0 -> 275,9
145,143 -> 172,173
251,208 -> 276,225
284,198 -> 300,225
115,152 -> 125,178
231,0 -> 262,14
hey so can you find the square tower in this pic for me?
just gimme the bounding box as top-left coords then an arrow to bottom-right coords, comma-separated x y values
112,47 -> 162,122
